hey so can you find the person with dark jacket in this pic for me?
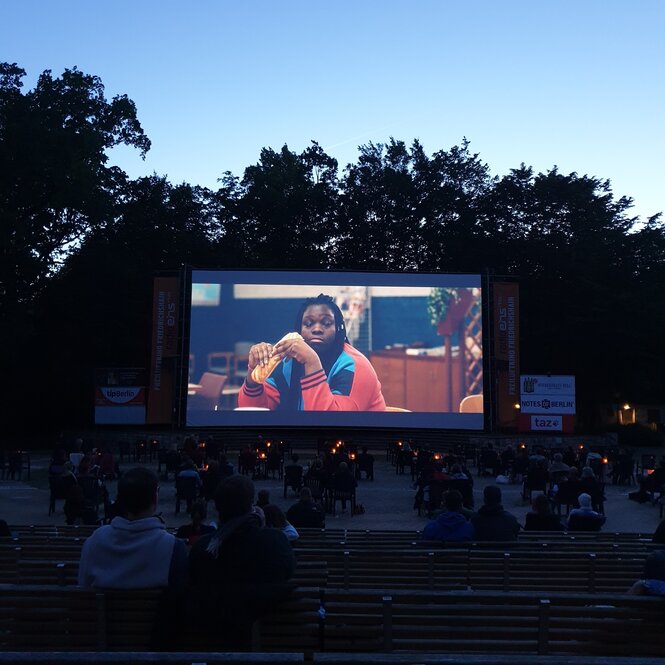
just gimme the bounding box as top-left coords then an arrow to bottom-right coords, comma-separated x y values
471,485 -> 521,541
423,490 -> 475,542
188,475 -> 295,648
524,493 -> 564,531
286,487 -> 326,528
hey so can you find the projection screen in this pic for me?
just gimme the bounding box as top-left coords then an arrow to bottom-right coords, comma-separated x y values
185,270 -> 484,429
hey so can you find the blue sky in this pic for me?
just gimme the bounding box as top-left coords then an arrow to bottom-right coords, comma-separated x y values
3,0 -> 663,222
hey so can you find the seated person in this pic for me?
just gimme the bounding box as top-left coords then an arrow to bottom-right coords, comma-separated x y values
449,463 -> 469,480
628,551 -> 665,596
0,520 -> 11,537
263,503 -> 299,542
548,453 -> 570,484
177,459 -> 203,488
422,490 -> 475,542
202,460 -> 221,503
188,475 -> 296,648
579,466 -> 604,511
471,485 -> 521,541
356,447 -> 374,480
78,467 -> 187,589
218,454 -> 235,478
524,493 -> 564,531
567,492 -> 606,531
175,500 -> 215,547
256,489 -> 271,509
653,518 -> 665,544
332,461 -> 357,511
287,487 -> 325,528
284,454 -> 304,494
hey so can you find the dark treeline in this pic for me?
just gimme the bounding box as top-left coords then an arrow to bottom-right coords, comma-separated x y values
1,63 -> 663,438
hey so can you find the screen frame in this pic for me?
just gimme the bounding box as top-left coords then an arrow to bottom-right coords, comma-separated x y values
180,268 -> 487,431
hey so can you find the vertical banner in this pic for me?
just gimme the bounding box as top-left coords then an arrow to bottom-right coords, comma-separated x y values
147,276 -> 180,424
493,282 -> 520,428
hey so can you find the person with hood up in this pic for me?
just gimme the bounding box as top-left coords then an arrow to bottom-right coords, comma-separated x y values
471,485 -> 521,541
422,490 -> 475,542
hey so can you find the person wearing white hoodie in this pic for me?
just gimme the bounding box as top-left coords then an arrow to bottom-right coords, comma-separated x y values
78,467 -> 187,589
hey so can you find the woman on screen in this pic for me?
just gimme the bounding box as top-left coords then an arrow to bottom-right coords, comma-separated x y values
237,294 -> 386,412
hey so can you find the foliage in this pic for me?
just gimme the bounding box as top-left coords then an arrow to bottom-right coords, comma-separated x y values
427,288 -> 461,326
0,63 -> 150,318
2,61 -> 664,435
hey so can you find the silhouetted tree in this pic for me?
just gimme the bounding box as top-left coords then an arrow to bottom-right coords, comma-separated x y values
2,60 -> 664,434
213,142 -> 339,269
33,176 -> 216,428
0,63 -> 149,316
334,138 -> 496,271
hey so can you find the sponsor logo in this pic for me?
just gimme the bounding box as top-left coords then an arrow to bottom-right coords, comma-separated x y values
531,415 -> 563,431
523,377 -> 537,393
100,387 -> 142,404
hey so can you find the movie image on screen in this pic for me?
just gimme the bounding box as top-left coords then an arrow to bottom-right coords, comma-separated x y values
186,271 -> 483,429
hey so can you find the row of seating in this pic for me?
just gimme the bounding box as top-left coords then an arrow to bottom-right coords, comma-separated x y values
0,538 -> 652,593
1,584 -> 664,657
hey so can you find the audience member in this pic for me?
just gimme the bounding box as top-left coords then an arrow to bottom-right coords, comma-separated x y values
177,459 -> 203,489
287,487 -> 326,528
175,500 -> 215,547
284,454 -> 304,495
567,492 -> 606,531
548,453 -> 570,483
263,503 -> 299,541
356,447 -> 375,480
256,489 -> 271,508
202,460 -> 221,503
188,475 -> 295,648
422,490 -> 475,542
471,485 -> 520,541
653,518 -> 665,544
218,453 -> 235,478
524,494 -> 564,531
579,465 -> 604,511
69,438 -> 85,472
628,551 -> 665,596
332,461 -> 357,511
78,467 -> 187,589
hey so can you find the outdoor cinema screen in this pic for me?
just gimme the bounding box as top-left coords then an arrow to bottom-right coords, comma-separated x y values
186,270 -> 484,429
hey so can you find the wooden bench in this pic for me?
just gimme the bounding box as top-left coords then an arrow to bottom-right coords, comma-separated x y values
295,548 -> 646,593
292,528 -> 659,554
313,656 -> 665,665
2,585 -> 665,657
292,588 -> 665,657
0,652 -> 303,663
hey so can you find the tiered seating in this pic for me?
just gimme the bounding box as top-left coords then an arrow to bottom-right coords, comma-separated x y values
2,526 -> 664,659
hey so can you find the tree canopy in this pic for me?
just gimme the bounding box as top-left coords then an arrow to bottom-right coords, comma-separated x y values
2,63 -> 663,435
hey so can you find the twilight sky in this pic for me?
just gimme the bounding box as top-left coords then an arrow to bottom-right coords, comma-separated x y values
3,0 -> 663,222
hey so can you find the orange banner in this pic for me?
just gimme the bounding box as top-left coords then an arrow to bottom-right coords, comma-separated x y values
493,281 -> 520,428
147,276 -> 180,424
